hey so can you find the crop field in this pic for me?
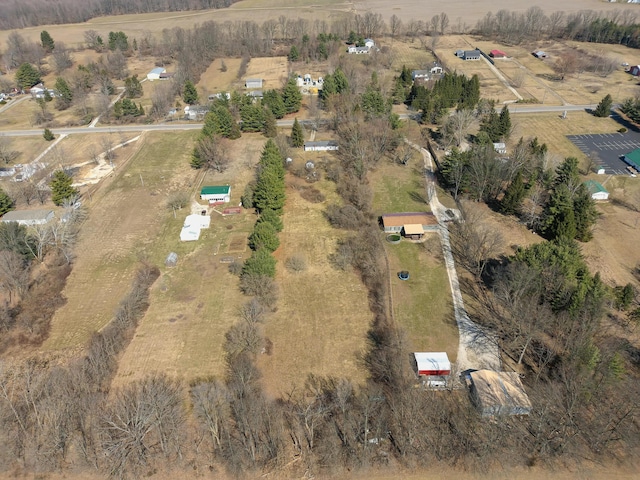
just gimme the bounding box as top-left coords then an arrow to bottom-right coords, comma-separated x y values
370,158 -> 457,361
258,173 -> 372,396
43,131 -> 199,351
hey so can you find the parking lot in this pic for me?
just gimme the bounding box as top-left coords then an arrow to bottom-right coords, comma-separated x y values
566,131 -> 640,175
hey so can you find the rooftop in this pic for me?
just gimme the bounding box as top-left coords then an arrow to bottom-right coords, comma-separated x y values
470,370 -> 532,414
583,179 -> 608,194
149,67 -> 166,74
382,212 -> 437,228
414,352 -> 451,374
201,185 -> 230,195
2,209 -> 53,222
403,224 -> 424,235
304,140 -> 338,146
625,148 -> 640,168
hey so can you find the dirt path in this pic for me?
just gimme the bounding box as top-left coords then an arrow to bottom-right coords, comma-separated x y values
406,139 -> 501,372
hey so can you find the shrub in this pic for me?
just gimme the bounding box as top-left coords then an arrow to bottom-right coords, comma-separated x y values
239,273 -> 279,308
242,248 -> 276,277
285,255 -> 307,273
325,204 -> 366,230
228,261 -> 243,276
300,186 -> 325,203
618,127 -> 628,133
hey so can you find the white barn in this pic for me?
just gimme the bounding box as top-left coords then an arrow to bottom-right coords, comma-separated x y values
200,185 -> 231,203
245,78 -> 263,89
147,67 -> 166,81
2,209 -> 54,226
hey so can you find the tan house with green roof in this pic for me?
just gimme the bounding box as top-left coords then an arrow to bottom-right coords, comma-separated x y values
200,185 -> 231,204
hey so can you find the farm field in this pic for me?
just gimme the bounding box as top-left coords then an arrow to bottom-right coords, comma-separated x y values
43,130 -> 199,351
258,173 -> 372,396
370,158 -> 456,361
197,58 -> 244,97
245,56 -> 289,90
114,133 -> 268,383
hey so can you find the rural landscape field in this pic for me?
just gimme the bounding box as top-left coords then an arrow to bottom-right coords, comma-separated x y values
0,0 -> 640,478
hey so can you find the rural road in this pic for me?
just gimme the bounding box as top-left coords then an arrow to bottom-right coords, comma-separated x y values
405,139 -> 501,373
0,104 -> 598,137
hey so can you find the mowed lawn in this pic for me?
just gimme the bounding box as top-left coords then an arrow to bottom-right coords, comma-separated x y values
371,158 -> 457,361
258,175 -> 372,396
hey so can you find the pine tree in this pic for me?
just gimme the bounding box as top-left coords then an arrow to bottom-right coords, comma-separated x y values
43,128 -> 55,141
257,208 -> 283,231
542,184 -> 577,240
554,157 -> 580,189
290,118 -> 304,147
203,106 -> 241,139
240,103 -> 266,132
573,184 -> 598,242
15,63 -> 41,90
498,105 -> 511,139
263,90 -> 286,119
0,188 -> 14,216
248,222 -> 280,251
40,31 -> 55,53
124,75 -> 143,98
242,248 -> 277,277
288,45 -> 299,62
500,171 -> 526,215
282,78 -> 302,114
594,94 -> 613,118
183,80 -> 199,105
54,77 -> 73,110
263,108 -> 277,138
50,170 -> 78,206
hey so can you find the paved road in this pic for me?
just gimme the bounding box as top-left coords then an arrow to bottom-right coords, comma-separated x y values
0,104 -> 599,137
406,139 -> 501,373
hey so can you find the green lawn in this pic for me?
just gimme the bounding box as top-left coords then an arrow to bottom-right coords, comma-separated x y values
371,159 -> 458,360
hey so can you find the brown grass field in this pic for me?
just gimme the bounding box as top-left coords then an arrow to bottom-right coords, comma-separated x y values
258,174 -> 372,396
197,57 -> 244,96
245,56 -> 289,90
370,157 -> 457,361
43,130 -> 199,352
510,111 -> 622,162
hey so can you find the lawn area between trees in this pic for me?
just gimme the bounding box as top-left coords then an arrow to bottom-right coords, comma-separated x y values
370,157 -> 457,362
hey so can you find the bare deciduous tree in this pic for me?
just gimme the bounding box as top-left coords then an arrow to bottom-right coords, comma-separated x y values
0,137 -> 19,165
51,42 -> 73,74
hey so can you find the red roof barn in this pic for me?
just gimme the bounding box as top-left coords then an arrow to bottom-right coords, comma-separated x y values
414,352 -> 451,376
489,49 -> 507,58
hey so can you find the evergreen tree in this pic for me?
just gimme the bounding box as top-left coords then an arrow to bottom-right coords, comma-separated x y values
183,80 -> 199,105
50,170 -> 78,206
263,108 -> 277,138
0,188 -> 14,216
542,183 -> 577,240
554,157 -> 580,189
40,31 -> 55,53
202,106 -> 241,139
288,45 -> 299,62
573,184 -> 599,242
399,65 -> 413,86
282,78 -> 302,114
361,86 -> 389,118
108,31 -> 128,51
113,98 -> 142,119
43,128 -> 55,141
248,222 -> 280,251
498,105 -> 511,138
15,63 -> 41,90
256,208 -> 283,231
290,118 -> 304,147
242,248 -> 277,277
479,109 -> 502,142
333,68 -> 349,93
594,94 -> 613,117
54,77 -> 73,110
501,171 -> 526,215
124,75 -> 143,98
242,103 -> 266,132
262,90 -> 286,119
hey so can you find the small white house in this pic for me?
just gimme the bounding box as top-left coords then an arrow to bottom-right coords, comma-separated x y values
2,209 -> 54,226
184,105 -> 209,120
147,67 -> 166,81
200,185 -> 231,204
364,38 -> 375,48
493,142 -> 507,154
303,141 -> 339,152
347,45 -> 370,54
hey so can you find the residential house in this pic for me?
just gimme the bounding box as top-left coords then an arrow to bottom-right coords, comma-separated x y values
493,142 -> 507,154
303,140 -> 339,152
364,38 -> 375,48
381,212 -> 438,237
347,45 -> 370,54
184,105 -> 209,120
200,185 -> 231,204
245,78 -> 263,89
2,209 -> 54,226
461,49 -> 481,60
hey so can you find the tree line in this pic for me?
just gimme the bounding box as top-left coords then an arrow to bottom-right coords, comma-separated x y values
0,0 -> 239,30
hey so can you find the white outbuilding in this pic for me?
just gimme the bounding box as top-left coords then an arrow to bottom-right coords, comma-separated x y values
1,209 -> 54,226
147,67 -> 166,81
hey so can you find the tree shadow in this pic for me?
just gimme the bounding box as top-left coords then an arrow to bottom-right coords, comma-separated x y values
409,191 -> 428,205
